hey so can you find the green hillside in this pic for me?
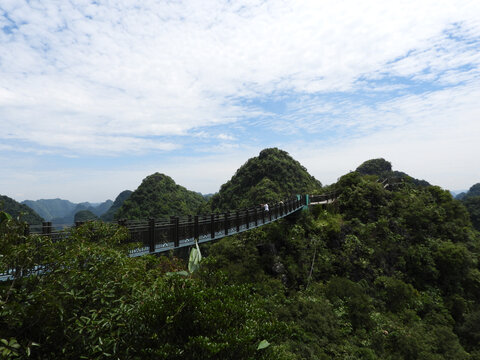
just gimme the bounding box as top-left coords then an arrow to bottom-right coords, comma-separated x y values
115,174 -> 206,220
464,196 -> 480,230
457,183 -> 480,231
210,148 -> 322,211
90,200 -> 113,217
2,163 -> 480,359
74,210 -> 99,223
100,190 -> 132,221
356,158 -> 430,187
457,183 -> 480,200
0,194 -> 44,224
205,169 -> 480,358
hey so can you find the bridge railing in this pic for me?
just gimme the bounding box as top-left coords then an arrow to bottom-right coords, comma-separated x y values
308,191 -> 339,204
22,195 -> 305,256
1,195 -> 311,281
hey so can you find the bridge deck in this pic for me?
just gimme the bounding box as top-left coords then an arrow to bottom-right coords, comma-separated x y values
1,195 -> 312,281
130,203 -> 303,256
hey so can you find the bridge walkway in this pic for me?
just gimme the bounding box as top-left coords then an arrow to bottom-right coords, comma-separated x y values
0,193 -> 336,281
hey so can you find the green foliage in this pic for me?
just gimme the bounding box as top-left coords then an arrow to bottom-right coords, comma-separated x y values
188,241 -> 202,273
355,158 -> 430,187
3,161 -> 480,358
0,217 -> 286,359
210,148 -> 321,211
203,168 -> 480,358
0,337 -> 22,359
74,209 -> 99,223
100,190 -> 132,221
257,340 -> 271,350
464,183 -> 480,199
356,158 -> 392,175
463,196 -> 480,231
0,195 -> 44,225
0,211 -> 12,223
115,173 -> 206,220
457,183 -> 480,232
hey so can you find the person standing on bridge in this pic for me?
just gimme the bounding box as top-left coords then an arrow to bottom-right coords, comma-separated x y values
264,203 -> 269,212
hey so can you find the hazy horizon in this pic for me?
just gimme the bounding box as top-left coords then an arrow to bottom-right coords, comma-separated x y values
9,151 -> 474,203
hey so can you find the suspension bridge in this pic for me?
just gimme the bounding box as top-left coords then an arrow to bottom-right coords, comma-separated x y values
0,193 -> 335,281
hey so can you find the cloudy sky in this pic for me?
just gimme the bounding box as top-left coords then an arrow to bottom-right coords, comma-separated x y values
1,0 -> 479,202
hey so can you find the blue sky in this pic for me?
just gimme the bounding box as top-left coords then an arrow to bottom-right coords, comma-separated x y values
1,0 -> 479,202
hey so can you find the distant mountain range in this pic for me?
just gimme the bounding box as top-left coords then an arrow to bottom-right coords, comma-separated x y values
22,198 -> 113,225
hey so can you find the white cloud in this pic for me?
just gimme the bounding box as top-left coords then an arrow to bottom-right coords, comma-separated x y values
1,0 -> 479,155
291,81 -> 480,190
0,0 -> 479,201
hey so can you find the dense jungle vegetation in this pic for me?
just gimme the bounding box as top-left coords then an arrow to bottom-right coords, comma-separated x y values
0,195 -> 43,225
209,148 -> 322,211
457,184 -> 480,231
1,154 -> 480,359
114,173 -> 206,220
100,190 -> 132,222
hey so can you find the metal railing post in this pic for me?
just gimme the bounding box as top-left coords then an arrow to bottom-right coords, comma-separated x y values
174,217 -> 179,248
170,216 -> 179,248
224,212 -> 229,235
210,214 -> 215,239
148,218 -> 155,253
42,222 -> 52,236
236,211 -> 240,232
194,215 -> 199,240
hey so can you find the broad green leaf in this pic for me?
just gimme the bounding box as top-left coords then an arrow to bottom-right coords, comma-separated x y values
188,241 -> 202,273
257,339 -> 270,350
0,211 -> 12,223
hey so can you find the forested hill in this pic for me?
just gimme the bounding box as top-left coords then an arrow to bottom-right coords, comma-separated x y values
356,158 -> 430,186
0,194 -> 44,224
2,161 -> 480,359
457,183 -> 480,200
204,168 -> 480,358
100,190 -> 132,221
115,173 -> 206,220
457,183 -> 480,231
210,148 -> 322,211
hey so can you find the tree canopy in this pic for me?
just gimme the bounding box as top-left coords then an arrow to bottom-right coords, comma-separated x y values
100,190 -> 132,222
115,173 -> 206,220
2,152 -> 480,359
210,148 -> 322,211
203,171 -> 480,358
0,195 -> 43,225
355,158 -> 430,187
356,158 -> 392,175
74,209 -> 99,223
